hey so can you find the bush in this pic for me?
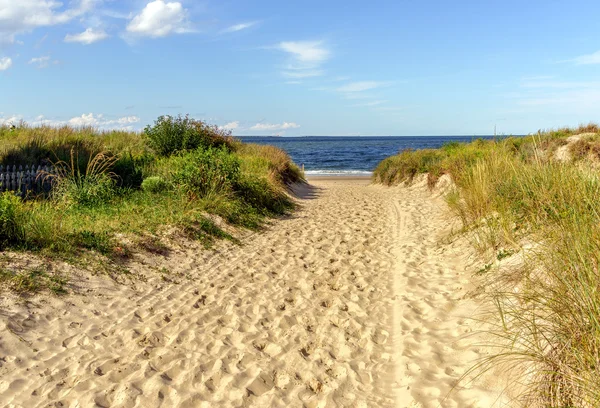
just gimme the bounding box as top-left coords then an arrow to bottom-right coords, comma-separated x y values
163,147 -> 240,198
0,192 -> 25,248
141,176 -> 168,193
144,115 -> 235,157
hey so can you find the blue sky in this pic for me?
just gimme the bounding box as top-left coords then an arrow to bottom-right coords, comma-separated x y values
1,0 -> 600,136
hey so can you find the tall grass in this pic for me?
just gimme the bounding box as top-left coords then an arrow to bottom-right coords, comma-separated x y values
374,125 -> 600,406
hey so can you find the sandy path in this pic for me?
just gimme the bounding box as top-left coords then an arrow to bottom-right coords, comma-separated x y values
0,179 -> 507,407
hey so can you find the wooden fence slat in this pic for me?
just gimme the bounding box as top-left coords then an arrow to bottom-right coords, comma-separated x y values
0,164 -> 54,197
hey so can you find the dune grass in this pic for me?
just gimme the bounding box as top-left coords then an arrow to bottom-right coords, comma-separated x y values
374,124 -> 600,406
0,116 -> 303,292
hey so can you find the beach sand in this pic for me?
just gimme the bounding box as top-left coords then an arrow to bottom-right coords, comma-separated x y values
0,178 -> 509,407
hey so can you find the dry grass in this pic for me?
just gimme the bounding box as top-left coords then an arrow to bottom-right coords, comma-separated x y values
375,124 -> 600,406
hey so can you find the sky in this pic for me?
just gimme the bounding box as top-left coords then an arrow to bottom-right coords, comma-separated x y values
1,0 -> 600,136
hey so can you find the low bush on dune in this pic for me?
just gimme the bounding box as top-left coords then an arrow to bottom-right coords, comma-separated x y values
374,124 -> 600,406
160,147 -> 241,199
144,114 -> 236,157
0,116 -> 303,291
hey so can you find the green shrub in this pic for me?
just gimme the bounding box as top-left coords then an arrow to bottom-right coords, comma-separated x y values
144,115 -> 235,157
141,176 -> 168,193
0,192 -> 25,248
164,147 -> 240,198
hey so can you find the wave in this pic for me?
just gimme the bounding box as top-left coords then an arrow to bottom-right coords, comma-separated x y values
304,169 -> 373,176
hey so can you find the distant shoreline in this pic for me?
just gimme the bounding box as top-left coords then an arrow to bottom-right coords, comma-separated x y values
306,174 -> 371,181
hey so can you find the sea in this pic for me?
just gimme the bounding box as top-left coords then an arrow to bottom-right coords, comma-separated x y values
238,136 -> 499,175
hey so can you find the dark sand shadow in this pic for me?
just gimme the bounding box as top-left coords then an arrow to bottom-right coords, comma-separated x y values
290,181 -> 322,200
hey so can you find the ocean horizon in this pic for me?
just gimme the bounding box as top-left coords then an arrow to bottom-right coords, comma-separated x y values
239,135 -> 506,175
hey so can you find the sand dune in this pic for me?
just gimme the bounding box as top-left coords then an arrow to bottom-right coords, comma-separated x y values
0,178 -> 509,407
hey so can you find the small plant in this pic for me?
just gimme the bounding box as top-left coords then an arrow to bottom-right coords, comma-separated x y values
0,192 -> 25,248
475,263 -> 492,275
68,230 -> 114,255
141,176 -> 168,193
496,249 -> 515,261
44,149 -> 118,207
0,267 -> 67,294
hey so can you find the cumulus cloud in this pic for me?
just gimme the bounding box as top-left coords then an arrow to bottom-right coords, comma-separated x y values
126,0 -> 192,38
221,21 -> 258,34
0,115 -> 21,125
0,113 -> 141,130
0,57 -> 12,71
68,113 -> 140,128
0,0 -> 96,43
250,122 -> 300,131
65,27 -> 109,44
219,121 -> 239,131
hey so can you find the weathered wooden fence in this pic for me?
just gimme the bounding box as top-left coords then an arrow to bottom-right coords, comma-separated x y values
0,165 -> 54,197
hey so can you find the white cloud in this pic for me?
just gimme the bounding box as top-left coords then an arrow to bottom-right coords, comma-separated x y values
28,56 -> 56,68
250,122 -> 300,131
219,121 -> 239,130
571,50 -> 600,65
221,21 -> 258,34
275,40 -> 330,79
68,113 -> 104,127
0,0 -> 96,43
507,76 -> 600,115
0,115 -> 21,125
64,113 -> 140,129
0,57 -> 12,71
65,28 -> 109,44
126,0 -> 192,38
115,116 -> 141,125
277,41 -> 329,63
337,81 -> 384,93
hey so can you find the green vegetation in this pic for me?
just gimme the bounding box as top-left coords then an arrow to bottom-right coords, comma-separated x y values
0,116 -> 303,292
0,267 -> 67,295
374,123 -> 600,406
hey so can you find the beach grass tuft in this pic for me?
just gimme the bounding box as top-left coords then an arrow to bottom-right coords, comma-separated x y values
374,124 -> 600,406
